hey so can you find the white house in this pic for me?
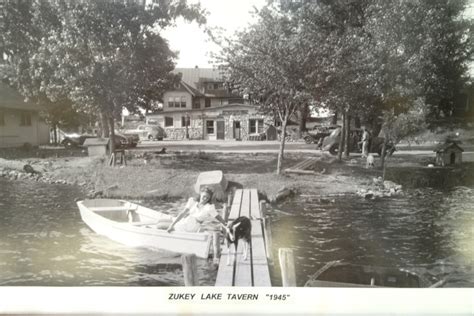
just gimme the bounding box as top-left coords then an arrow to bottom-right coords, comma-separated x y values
0,83 -> 50,147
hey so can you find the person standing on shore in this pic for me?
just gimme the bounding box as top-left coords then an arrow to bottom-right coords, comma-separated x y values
361,126 -> 370,158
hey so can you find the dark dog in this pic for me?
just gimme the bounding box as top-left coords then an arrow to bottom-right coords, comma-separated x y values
225,216 -> 251,266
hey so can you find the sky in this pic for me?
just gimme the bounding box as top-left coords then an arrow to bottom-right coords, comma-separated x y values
163,0 -> 474,73
161,0 -> 267,68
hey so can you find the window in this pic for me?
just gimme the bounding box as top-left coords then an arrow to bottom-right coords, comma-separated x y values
257,119 -> 264,133
206,120 -> 214,134
249,119 -> 256,134
168,97 -> 175,108
192,99 -> 200,109
205,98 -> 211,108
0,111 -> 4,126
181,116 -> 190,127
180,96 -> 186,108
249,119 -> 264,134
213,83 -> 219,90
20,112 -> 32,126
164,117 -> 173,127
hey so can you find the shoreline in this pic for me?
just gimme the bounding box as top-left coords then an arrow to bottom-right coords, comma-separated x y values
0,151 -> 372,201
1,150 -> 472,203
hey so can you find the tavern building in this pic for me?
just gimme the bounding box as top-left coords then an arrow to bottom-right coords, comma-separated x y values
145,68 -> 274,141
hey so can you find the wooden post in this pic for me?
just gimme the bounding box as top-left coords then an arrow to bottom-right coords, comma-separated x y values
263,218 -> 274,264
259,200 -> 266,218
278,248 -> 296,287
212,231 -> 221,264
260,200 -> 274,264
181,254 -> 199,286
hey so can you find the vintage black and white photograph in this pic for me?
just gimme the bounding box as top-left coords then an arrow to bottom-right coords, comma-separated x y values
0,0 -> 473,313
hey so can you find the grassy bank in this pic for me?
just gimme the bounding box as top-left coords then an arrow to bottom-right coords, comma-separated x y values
0,150 -> 374,201
3,148 -> 470,202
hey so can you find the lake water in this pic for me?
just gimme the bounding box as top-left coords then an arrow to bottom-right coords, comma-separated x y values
0,178 -> 472,287
271,187 -> 474,287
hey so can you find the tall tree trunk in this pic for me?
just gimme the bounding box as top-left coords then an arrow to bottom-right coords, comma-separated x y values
337,111 -> 346,161
277,115 -> 288,175
332,111 -> 338,125
380,133 -> 387,180
108,115 -> 116,158
298,104 -> 308,139
344,114 -> 351,158
354,116 -> 361,129
53,122 -> 58,145
99,111 -> 109,138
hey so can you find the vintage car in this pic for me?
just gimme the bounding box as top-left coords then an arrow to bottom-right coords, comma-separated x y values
123,124 -> 166,141
303,124 -> 340,145
115,132 -> 139,148
61,133 -> 137,149
321,127 -> 396,157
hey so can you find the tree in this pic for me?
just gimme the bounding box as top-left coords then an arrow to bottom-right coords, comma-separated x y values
221,6 -> 311,174
1,0 -> 205,156
417,0 -> 472,122
297,0 -> 378,160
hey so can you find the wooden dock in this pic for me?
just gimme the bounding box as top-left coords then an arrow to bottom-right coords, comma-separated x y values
284,157 -> 318,175
215,188 -> 272,286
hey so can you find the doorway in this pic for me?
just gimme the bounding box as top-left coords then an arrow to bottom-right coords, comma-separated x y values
216,121 -> 225,140
450,152 -> 456,164
233,121 -> 241,140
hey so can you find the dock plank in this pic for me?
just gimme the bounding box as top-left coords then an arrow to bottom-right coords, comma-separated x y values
251,220 -> 271,286
228,189 -> 243,220
215,250 -> 233,286
233,241 -> 253,286
240,189 -> 251,218
250,189 -> 260,219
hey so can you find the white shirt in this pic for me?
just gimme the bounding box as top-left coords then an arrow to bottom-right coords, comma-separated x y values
174,198 -> 218,232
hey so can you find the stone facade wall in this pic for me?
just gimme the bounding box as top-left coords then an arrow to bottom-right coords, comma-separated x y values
224,113 -> 273,140
165,127 -> 202,140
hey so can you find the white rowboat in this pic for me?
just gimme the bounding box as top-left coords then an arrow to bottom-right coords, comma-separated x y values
77,199 -> 212,258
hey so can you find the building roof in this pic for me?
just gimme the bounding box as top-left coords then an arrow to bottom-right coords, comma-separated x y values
147,103 -> 257,116
434,141 -> 464,153
173,68 -> 224,89
172,68 -> 242,99
0,83 -> 39,111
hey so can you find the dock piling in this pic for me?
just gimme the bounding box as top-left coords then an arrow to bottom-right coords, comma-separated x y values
260,201 -> 274,264
278,248 -> 296,287
212,231 -> 221,264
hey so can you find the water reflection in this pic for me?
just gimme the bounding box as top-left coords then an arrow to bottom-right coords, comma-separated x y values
0,179 -> 216,286
271,186 -> 474,287
1,178 -> 472,287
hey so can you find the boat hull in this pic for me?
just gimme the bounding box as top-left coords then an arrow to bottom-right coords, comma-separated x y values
304,261 -> 443,288
77,199 -> 212,258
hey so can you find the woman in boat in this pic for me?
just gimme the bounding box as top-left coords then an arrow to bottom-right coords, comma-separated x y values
155,186 -> 229,233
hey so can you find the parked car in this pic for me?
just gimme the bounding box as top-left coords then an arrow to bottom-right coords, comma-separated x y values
303,125 -> 340,145
115,132 -> 139,148
123,124 -> 166,141
61,133 -> 136,149
321,127 -> 396,157
61,133 -> 96,148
